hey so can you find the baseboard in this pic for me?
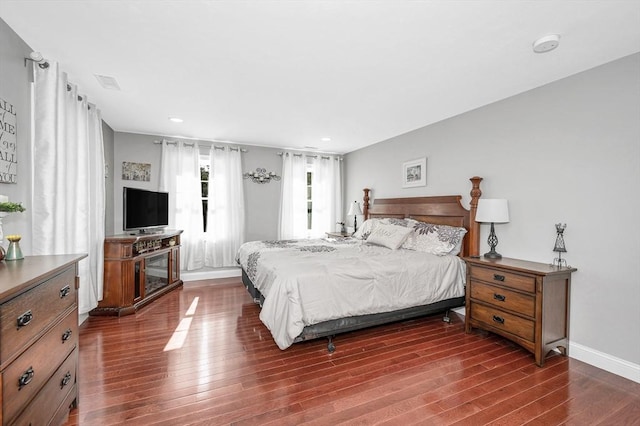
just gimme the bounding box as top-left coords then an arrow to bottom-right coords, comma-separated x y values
182,267 -> 241,283
569,341 -> 640,384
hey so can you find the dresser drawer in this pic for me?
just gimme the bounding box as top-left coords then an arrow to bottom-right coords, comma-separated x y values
2,309 -> 78,423
470,265 -> 535,293
470,303 -> 534,342
470,281 -> 535,318
11,347 -> 77,426
0,267 -> 77,364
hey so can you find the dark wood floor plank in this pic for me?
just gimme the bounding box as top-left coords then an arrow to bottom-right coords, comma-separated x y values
62,280 -> 639,426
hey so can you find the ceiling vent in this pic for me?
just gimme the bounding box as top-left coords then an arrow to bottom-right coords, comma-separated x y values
94,74 -> 121,90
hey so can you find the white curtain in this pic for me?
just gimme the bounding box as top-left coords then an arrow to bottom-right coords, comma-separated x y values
204,146 -> 245,267
278,153 -> 308,239
159,141 -> 204,271
310,155 -> 343,238
32,61 -> 105,315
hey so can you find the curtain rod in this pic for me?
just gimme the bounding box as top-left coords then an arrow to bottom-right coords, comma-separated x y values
154,139 -> 247,152
277,152 -> 342,160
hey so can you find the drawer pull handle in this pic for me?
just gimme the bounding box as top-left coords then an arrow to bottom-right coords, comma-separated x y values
493,293 -> 506,302
60,285 -> 71,298
62,328 -> 73,342
19,367 -> 35,389
61,371 -> 72,389
17,310 -> 33,328
492,315 -> 505,325
493,274 -> 505,282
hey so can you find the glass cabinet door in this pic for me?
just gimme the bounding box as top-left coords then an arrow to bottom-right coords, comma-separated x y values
144,251 -> 169,296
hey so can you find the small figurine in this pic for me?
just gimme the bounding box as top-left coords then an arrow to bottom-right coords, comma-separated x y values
552,223 -> 567,267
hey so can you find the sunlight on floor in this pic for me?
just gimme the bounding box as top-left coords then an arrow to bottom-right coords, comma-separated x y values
164,297 -> 199,351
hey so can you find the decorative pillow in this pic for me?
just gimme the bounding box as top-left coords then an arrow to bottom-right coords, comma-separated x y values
353,218 -> 415,240
366,223 -> 413,250
402,221 -> 467,256
352,218 -> 378,240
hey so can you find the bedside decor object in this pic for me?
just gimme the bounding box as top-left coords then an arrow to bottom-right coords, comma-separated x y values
348,201 -> 362,231
4,234 -> 23,260
337,221 -> 346,233
402,157 -> 427,188
552,223 -> 568,267
243,168 -> 281,184
475,198 -> 509,259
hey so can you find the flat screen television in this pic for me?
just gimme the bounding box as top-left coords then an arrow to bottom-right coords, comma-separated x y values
123,187 -> 169,233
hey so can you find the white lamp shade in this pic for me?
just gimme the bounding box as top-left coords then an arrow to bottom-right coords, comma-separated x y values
348,201 -> 362,216
475,199 -> 509,223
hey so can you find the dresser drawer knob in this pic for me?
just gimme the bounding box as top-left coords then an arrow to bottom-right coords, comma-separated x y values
18,367 -> 35,389
61,371 -> 72,389
62,328 -> 73,342
492,315 -> 505,325
60,285 -> 71,298
17,310 -> 33,328
493,274 -> 505,282
493,293 -> 506,302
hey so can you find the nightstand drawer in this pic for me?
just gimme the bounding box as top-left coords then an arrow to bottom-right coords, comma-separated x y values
470,281 -> 535,318
470,266 -> 535,293
470,303 -> 534,342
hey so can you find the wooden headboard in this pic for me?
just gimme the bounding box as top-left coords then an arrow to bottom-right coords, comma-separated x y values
362,176 -> 483,257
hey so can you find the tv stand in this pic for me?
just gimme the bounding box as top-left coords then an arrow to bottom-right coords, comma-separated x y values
90,230 -> 183,316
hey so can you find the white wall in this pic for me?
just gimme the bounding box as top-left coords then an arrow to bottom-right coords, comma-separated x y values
345,53 -> 640,378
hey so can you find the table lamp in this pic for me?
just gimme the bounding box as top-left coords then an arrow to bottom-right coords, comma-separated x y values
347,201 -> 362,232
475,198 -> 510,259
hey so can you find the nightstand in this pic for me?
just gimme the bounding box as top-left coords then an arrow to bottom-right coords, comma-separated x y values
464,256 -> 577,367
325,232 -> 351,238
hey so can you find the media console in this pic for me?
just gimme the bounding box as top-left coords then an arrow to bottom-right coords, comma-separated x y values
90,230 -> 183,316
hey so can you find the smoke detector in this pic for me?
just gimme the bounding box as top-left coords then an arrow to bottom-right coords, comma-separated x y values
533,34 -> 560,53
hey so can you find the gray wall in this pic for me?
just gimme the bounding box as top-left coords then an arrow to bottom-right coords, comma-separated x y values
113,132 -> 282,242
0,18 -> 35,254
102,121 -> 115,235
345,53 -> 640,367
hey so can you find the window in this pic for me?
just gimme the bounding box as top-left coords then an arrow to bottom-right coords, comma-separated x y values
199,155 -> 209,231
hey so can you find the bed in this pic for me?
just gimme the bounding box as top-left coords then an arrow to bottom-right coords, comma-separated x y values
236,176 -> 483,351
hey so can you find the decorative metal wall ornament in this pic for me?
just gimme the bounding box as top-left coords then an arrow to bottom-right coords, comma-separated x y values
552,223 -> 568,267
243,168 -> 281,184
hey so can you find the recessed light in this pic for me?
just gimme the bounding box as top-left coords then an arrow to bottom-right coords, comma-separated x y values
168,117 -> 183,123
321,137 -> 331,142
533,34 -> 560,53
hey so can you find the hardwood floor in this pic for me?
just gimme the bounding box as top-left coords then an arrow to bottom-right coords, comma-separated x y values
64,280 -> 640,425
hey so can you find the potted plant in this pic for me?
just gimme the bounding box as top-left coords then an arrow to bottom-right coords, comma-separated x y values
0,202 -> 26,213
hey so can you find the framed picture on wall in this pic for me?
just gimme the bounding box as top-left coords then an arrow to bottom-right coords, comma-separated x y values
402,157 -> 427,188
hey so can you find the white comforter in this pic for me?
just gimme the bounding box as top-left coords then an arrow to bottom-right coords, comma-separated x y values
236,238 -> 466,349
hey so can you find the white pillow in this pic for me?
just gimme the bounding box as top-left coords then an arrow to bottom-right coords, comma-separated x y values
402,222 -> 467,256
366,223 -> 413,250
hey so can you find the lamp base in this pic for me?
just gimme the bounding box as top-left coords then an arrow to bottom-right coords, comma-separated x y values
483,250 -> 502,259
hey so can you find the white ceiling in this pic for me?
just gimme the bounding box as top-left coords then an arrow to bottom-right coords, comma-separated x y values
1,1 -> 639,154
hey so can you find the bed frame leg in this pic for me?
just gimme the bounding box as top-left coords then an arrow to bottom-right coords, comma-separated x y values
327,336 -> 336,353
442,310 -> 451,323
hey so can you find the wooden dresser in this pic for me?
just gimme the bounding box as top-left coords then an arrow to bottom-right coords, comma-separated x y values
0,254 -> 86,425
464,257 -> 577,367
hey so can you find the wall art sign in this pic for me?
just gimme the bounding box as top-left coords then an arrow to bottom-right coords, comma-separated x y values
0,97 -> 17,184
122,162 -> 151,181
402,157 -> 427,188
